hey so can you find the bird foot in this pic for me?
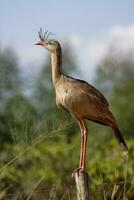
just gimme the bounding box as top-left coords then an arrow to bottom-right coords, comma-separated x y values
72,167 -> 84,177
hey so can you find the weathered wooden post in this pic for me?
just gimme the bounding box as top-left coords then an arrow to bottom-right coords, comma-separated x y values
74,170 -> 92,200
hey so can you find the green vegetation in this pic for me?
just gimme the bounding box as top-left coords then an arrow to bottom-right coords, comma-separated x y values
0,45 -> 133,199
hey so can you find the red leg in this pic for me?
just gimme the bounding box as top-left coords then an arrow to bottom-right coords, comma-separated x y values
81,120 -> 88,170
73,119 -> 88,175
77,119 -> 84,168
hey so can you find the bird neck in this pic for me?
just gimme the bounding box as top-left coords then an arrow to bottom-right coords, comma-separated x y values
51,46 -> 62,85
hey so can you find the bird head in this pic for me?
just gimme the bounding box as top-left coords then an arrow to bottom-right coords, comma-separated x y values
35,28 -> 60,53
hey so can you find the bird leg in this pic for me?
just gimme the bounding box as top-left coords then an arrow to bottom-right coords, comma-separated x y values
81,119 -> 88,170
73,119 -> 88,175
77,119 -> 84,169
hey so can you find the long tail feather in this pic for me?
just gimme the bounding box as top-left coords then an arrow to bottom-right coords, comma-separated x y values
113,127 -> 128,151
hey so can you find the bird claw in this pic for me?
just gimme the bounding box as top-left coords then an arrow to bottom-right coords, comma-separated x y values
72,167 -> 84,177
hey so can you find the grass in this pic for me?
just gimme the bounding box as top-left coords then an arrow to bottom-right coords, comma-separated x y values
0,120 -> 133,199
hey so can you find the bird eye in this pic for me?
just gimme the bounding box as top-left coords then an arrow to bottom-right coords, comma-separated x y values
49,41 -> 54,45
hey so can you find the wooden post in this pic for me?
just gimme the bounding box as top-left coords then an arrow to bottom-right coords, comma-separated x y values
74,170 -> 92,200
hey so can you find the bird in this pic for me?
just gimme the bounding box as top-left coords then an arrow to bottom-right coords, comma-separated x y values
35,28 -> 128,173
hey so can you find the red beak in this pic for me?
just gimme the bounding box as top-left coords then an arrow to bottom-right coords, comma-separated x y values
35,41 -> 43,46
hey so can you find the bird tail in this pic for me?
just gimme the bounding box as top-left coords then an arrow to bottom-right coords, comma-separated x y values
113,127 -> 128,151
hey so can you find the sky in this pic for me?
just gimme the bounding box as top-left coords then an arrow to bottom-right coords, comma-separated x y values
0,0 -> 134,81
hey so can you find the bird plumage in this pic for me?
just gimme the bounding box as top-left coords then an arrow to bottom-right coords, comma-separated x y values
36,29 -> 128,171
53,74 -> 117,129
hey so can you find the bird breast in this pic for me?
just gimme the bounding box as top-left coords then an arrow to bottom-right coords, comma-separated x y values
55,80 -> 94,118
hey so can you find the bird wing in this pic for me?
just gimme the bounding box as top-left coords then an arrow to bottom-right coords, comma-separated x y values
65,76 -> 109,106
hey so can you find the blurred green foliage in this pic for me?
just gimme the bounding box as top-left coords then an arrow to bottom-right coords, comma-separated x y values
95,48 -> 134,136
0,44 -> 133,199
